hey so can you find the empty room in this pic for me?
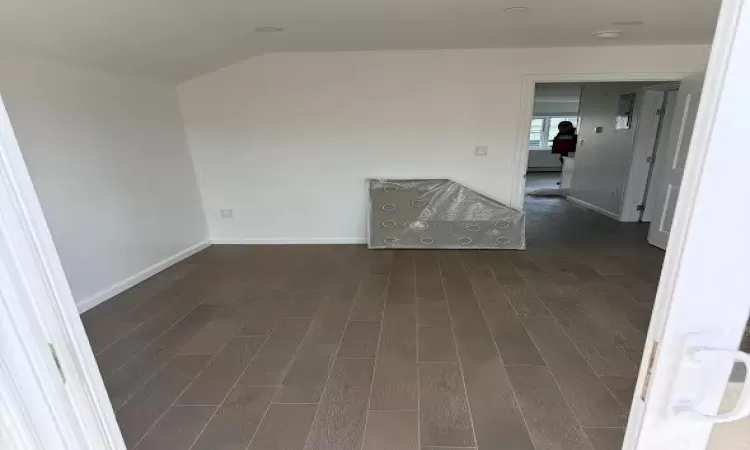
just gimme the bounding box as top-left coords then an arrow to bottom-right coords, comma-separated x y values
3,0 -> 750,450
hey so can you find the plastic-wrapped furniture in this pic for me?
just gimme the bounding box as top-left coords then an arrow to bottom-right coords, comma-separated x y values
368,179 -> 526,250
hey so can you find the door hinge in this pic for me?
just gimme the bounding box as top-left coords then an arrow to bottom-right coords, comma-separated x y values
49,344 -> 66,383
656,108 -> 665,116
637,204 -> 645,211
641,341 -> 659,400
646,156 -> 656,164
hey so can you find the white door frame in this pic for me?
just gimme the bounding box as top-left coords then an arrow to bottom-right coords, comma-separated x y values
511,72 -> 692,211
626,0 -> 750,446
0,96 -> 124,449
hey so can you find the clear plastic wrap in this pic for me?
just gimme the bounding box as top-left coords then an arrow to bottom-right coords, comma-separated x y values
368,179 -> 526,250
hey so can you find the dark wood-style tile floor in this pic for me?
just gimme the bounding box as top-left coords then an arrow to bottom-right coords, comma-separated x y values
82,192 -> 663,450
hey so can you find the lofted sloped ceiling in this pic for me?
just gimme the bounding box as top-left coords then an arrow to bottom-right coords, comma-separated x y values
0,0 -> 721,82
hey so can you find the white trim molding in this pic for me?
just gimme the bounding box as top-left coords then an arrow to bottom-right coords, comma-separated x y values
566,196 -> 621,221
211,237 -> 367,245
77,240 -> 210,313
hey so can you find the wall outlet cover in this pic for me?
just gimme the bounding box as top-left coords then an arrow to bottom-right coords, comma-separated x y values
220,209 -> 233,219
474,146 -> 489,156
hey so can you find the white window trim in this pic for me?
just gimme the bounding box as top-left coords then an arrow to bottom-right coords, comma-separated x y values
529,115 -> 579,150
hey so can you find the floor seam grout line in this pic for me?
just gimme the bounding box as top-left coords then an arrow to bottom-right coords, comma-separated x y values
358,267 -> 391,450
303,276 -> 364,449
186,317 -> 280,450
414,253 -> 421,450
467,254 -> 538,449
244,313 -> 317,450
439,253 -> 478,449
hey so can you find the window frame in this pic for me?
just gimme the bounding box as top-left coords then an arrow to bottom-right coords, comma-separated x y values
529,115 -> 579,150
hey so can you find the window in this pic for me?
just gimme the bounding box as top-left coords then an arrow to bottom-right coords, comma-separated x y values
528,116 -> 579,149
529,118 -> 545,148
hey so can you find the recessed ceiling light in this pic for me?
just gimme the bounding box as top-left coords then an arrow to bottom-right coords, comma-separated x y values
502,6 -> 530,12
593,30 -> 623,39
254,27 -> 284,32
612,20 -> 645,26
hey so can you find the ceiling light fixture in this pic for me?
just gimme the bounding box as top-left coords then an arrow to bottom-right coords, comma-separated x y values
592,30 -> 623,39
502,6 -> 530,12
612,20 -> 645,26
254,26 -> 284,32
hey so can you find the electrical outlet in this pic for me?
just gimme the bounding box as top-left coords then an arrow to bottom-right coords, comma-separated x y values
474,146 -> 489,156
220,209 -> 233,219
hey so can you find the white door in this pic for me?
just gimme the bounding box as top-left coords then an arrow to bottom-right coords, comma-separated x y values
647,75 -> 704,249
0,96 -> 124,449
625,0 -> 750,448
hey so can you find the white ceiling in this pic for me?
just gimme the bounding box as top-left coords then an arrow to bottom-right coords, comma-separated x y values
0,0 -> 721,82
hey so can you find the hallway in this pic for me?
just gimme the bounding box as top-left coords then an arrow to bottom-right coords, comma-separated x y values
82,195 -> 663,450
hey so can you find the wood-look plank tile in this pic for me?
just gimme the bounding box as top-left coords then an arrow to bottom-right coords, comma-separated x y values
579,282 -> 654,334
276,343 -> 338,404
486,257 -> 525,284
540,294 -> 638,376
201,277 -> 252,305
286,291 -> 328,318
191,386 -> 276,450
418,363 -> 475,447
339,321 -> 380,359
179,317 -> 246,355
367,250 -> 394,275
248,404 -> 317,450
467,264 -> 544,365
522,316 -> 626,427
600,376 -> 637,414
417,297 -> 452,327
105,306 -> 219,410
304,358 -> 375,450
422,447 -> 476,450
564,285 -> 647,347
507,365 -> 595,450
176,337 -> 265,405
619,345 -> 645,364
233,292 -> 298,337
584,427 -> 626,450
369,304 -> 418,410
501,283 -> 550,317
275,287 -> 356,403
414,250 -> 445,301
361,410 -> 418,450
510,259 -> 549,283
95,337 -> 152,378
387,252 -> 414,305
480,301 -> 545,366
134,405 -> 215,450
566,262 -> 607,282
83,319 -> 141,354
116,355 -> 209,448
418,325 -> 458,363
438,252 -> 535,450
126,290 -> 208,339
237,318 -> 312,386
350,275 -> 389,321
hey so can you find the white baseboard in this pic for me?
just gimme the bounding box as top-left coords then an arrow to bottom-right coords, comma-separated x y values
566,196 -> 621,221
77,240 -> 210,313
211,237 -> 367,245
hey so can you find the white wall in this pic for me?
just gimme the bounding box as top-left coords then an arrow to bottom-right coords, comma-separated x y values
568,82 -> 656,217
0,56 -> 208,311
178,45 -> 709,243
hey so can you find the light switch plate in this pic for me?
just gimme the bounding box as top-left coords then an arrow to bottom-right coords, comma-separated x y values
475,146 -> 489,156
220,209 -> 233,219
